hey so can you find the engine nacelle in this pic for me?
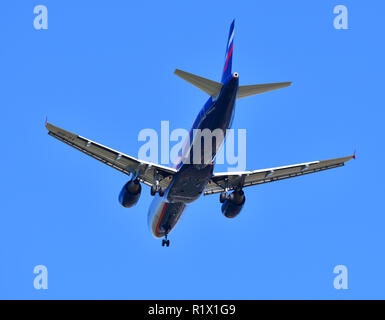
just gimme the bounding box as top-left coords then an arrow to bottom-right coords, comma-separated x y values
221,190 -> 245,218
118,179 -> 142,208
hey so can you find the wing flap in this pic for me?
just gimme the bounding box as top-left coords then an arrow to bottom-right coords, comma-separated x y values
204,155 -> 354,195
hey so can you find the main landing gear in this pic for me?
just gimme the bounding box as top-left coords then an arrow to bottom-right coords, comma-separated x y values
150,184 -> 165,197
220,192 -> 228,203
151,171 -> 165,197
162,234 -> 170,247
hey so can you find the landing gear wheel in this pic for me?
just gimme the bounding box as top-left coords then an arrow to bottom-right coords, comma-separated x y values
162,234 -> 170,247
151,184 -> 165,197
220,192 -> 227,203
161,239 -> 170,247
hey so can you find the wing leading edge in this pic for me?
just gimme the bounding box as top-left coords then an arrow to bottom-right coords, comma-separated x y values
46,122 -> 176,189
204,155 -> 355,195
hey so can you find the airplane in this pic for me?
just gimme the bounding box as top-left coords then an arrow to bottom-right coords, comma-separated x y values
46,20 -> 354,247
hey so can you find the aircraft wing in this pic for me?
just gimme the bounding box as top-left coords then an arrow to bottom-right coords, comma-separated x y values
46,122 -> 176,189
204,155 -> 355,195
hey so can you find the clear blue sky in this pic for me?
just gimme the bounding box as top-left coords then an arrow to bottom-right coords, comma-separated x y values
1,0 -> 384,299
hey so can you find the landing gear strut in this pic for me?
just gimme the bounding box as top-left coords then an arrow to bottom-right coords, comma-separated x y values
151,172 -> 165,197
162,234 -> 170,247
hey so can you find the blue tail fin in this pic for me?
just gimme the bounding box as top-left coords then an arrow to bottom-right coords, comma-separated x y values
221,20 -> 235,83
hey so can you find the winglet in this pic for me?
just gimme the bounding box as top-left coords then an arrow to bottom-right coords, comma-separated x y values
45,117 -> 48,128
353,150 -> 356,160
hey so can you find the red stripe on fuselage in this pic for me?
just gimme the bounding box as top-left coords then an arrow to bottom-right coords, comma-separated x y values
155,202 -> 168,237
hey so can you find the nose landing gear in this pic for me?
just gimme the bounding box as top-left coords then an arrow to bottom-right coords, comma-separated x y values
161,234 -> 170,247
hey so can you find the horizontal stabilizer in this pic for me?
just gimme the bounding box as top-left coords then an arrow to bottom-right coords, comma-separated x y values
237,82 -> 292,99
174,69 -> 223,97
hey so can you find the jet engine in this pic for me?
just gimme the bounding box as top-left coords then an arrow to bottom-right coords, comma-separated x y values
220,189 -> 245,218
119,179 -> 142,208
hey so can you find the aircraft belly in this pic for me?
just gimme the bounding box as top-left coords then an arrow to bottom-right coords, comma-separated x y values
149,197 -> 186,238
167,164 -> 213,203
167,80 -> 237,204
